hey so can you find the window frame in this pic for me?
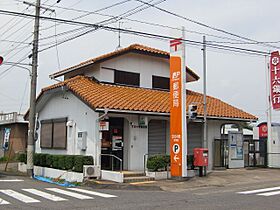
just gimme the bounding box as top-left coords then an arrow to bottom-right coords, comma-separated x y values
40,118 -> 67,150
114,69 -> 140,87
152,75 -> 170,90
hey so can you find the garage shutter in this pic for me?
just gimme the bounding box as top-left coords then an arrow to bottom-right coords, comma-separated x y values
148,120 -> 166,155
187,123 -> 203,154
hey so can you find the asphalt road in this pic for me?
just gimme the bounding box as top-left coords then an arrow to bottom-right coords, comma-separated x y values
1,173 -> 280,210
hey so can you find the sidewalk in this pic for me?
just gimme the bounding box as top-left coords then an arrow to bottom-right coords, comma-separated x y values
85,168 -> 280,192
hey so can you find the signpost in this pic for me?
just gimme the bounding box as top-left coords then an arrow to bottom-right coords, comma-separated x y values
169,29 -> 187,178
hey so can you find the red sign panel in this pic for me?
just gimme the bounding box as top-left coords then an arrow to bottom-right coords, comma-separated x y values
270,51 -> 280,110
259,123 -> 268,138
170,56 -> 183,177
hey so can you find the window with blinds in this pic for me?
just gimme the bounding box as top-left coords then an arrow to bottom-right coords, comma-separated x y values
152,75 -> 170,90
114,70 -> 140,87
40,118 -> 67,149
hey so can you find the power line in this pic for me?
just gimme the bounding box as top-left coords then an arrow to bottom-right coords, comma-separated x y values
0,39 -> 31,45
0,8 -> 270,56
39,0 -> 159,42
38,2 -> 266,46
134,0 -> 280,50
38,0 -> 166,51
39,0 -> 133,32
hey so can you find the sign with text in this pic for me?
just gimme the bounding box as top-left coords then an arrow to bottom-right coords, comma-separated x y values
270,51 -> 280,110
170,36 -> 187,177
2,128 -> 11,151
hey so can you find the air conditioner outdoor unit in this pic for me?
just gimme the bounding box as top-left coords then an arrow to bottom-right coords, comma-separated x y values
83,165 -> 100,178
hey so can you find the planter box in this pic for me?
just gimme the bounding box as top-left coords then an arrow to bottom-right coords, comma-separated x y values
146,171 -> 169,180
18,163 -> 83,182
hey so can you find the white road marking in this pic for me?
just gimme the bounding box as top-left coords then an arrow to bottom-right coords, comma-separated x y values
0,198 -> 10,205
0,190 -> 40,203
46,188 -> 93,200
0,179 -> 24,182
68,188 -> 117,198
258,190 -> 280,196
22,189 -> 67,201
237,186 -> 280,195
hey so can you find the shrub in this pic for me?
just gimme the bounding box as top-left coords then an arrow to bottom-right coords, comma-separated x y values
0,156 -> 8,163
46,154 -> 53,167
17,153 -> 27,164
57,155 -> 66,170
64,155 -> 74,170
73,155 -> 84,172
147,155 -> 169,172
17,153 -> 94,173
83,155 -> 94,165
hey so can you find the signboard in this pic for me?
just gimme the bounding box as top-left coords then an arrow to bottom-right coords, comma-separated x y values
229,132 -> 243,160
270,51 -> 280,110
99,121 -> 109,131
2,128 -> 11,151
259,123 -> 268,138
170,36 -> 187,177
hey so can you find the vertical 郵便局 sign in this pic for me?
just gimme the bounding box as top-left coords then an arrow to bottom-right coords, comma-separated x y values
170,37 -> 187,177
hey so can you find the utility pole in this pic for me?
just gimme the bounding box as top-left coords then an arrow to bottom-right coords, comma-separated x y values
202,36 -> 207,149
26,0 -> 41,177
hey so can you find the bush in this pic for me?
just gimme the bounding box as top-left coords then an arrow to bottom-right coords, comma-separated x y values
73,155 -> 84,172
147,155 -> 170,172
64,155 -> 74,170
17,153 -> 27,164
17,153 -> 94,173
46,154 -> 53,167
0,156 -> 8,163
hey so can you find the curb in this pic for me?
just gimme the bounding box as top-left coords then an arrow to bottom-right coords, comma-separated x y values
83,180 -> 162,191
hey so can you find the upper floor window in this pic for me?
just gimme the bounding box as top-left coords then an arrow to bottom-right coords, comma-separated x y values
40,118 -> 67,149
152,75 -> 170,90
114,70 -> 140,87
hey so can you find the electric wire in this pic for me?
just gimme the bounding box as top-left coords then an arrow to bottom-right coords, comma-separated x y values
0,8 -> 270,56
134,0 -> 280,50
38,0 -> 166,52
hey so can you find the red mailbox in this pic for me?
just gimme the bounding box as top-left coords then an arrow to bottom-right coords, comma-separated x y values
193,148 -> 208,167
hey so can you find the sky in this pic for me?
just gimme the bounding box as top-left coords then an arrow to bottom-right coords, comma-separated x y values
0,0 -> 279,124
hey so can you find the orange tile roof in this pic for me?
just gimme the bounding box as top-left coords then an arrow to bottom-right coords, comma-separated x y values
49,43 -> 199,80
41,76 -> 257,120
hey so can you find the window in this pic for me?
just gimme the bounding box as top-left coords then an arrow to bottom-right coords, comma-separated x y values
114,70 -> 140,86
40,118 -> 67,149
152,75 -> 170,90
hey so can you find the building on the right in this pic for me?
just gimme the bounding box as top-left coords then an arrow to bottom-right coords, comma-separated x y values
253,122 -> 280,168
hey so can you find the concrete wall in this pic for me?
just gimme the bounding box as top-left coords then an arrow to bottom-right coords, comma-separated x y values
36,92 -> 98,159
0,123 -> 27,159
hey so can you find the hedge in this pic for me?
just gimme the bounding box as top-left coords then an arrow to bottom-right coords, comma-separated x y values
17,153 -> 94,173
146,155 -> 170,172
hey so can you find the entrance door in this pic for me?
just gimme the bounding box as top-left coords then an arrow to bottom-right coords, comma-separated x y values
245,139 -> 267,167
101,118 -> 124,171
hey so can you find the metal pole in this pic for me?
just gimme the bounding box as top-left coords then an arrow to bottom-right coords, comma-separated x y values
266,55 -> 272,167
202,36 -> 207,149
181,26 -> 187,177
27,0 -> 41,177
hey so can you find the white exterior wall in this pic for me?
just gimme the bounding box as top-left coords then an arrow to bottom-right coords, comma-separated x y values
269,127 -> 280,167
100,53 -> 169,88
36,92 -> 98,159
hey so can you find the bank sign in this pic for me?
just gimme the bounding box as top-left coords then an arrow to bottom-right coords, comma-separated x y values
170,37 -> 187,177
270,51 -> 280,110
